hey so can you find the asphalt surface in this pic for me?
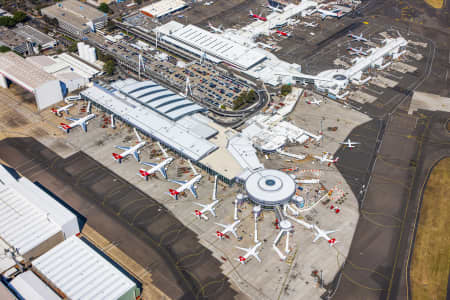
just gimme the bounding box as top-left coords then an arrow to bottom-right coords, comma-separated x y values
324,0 -> 450,298
0,138 -> 239,300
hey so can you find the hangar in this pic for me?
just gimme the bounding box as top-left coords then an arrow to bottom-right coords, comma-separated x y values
0,52 -> 64,110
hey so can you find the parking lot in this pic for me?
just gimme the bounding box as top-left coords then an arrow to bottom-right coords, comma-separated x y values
89,29 -> 252,110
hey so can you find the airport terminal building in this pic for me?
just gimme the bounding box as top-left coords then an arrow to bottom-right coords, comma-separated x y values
81,79 -> 265,184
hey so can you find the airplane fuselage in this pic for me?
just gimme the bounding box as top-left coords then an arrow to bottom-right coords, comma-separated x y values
60,113 -> 96,132
114,141 -> 146,161
145,158 -> 172,173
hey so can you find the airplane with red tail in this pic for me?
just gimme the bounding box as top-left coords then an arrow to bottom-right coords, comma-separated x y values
112,128 -> 146,163
249,10 -> 267,21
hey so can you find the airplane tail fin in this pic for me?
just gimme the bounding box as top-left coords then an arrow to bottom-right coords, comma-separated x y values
168,189 -> 179,200
138,169 -> 149,180
59,123 -> 71,132
112,153 -> 123,162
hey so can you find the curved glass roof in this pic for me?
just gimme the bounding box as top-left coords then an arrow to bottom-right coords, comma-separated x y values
121,81 -> 158,94
117,80 -> 206,120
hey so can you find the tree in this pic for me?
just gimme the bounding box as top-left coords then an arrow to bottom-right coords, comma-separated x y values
103,60 -> 116,75
280,84 -> 292,96
247,89 -> 257,103
0,45 -> 10,53
68,43 -> 77,53
12,11 -> 27,23
98,3 -> 109,14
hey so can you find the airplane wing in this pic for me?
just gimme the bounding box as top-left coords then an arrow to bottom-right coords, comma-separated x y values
168,179 -> 187,185
141,162 -> 157,167
66,117 -> 79,122
253,253 -> 262,263
193,202 -> 206,209
115,146 -> 131,151
215,223 -> 228,229
80,121 -> 87,132
159,167 -> 168,179
209,208 -> 216,217
313,235 -> 320,243
189,185 -> 198,198
133,151 -> 140,162
235,246 -> 250,252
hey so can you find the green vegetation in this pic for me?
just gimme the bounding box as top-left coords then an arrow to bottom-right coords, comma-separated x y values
97,48 -> 117,75
103,60 -> 116,75
410,158 -> 450,300
280,84 -> 292,96
68,43 -> 77,53
0,45 -> 11,53
0,11 -> 28,27
232,89 -> 257,110
98,3 -> 110,14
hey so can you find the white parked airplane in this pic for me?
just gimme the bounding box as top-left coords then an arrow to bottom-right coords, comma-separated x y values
208,22 -> 223,33
204,1 -> 213,5
59,113 -> 95,133
348,32 -> 368,43
193,176 -> 219,220
168,160 -> 202,199
340,138 -> 360,149
138,142 -> 173,180
257,42 -> 275,50
267,1 -> 283,13
112,128 -> 146,163
314,6 -> 343,20
51,103 -> 74,116
303,21 -> 318,28
287,18 -> 301,26
312,224 -> 337,246
313,152 -> 339,166
236,242 -> 262,264
215,220 -> 240,239
306,98 -> 322,106
194,200 -> 219,220
59,101 -> 95,133
347,47 -> 368,56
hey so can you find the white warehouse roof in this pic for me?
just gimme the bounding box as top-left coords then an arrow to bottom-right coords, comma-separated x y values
0,165 -> 79,256
10,271 -> 61,300
140,0 -> 187,18
0,52 -> 58,91
33,236 -> 139,300
157,21 -> 267,70
26,53 -> 100,80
